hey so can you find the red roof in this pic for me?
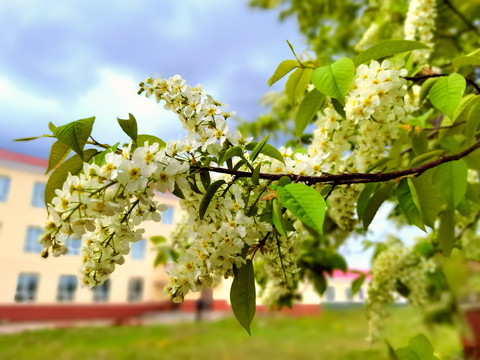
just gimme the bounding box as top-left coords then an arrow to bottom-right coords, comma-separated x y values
330,269 -> 371,280
0,148 -> 48,168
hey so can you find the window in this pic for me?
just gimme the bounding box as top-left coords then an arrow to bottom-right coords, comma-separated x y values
357,288 -> 364,300
130,238 -> 146,260
24,227 -> 44,253
0,176 -> 10,202
66,237 -> 82,255
325,286 -> 335,302
14,273 -> 39,303
31,182 -> 46,208
162,206 -> 174,225
127,278 -> 144,302
92,279 -> 110,302
345,288 -> 353,301
57,275 -> 78,302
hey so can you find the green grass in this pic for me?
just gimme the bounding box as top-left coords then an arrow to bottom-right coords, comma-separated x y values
0,306 -> 464,360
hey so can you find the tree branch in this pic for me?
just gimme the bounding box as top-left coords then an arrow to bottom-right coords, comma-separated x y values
443,0 -> 480,36
405,74 -> 480,94
199,140 -> 480,185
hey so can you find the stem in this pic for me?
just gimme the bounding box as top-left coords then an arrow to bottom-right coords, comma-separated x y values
405,74 -> 480,94
443,0 -> 480,36
197,139 -> 480,185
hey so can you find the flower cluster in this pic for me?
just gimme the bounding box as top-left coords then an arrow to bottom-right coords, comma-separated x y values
404,0 -> 437,63
41,142 -> 188,287
366,242 -> 436,341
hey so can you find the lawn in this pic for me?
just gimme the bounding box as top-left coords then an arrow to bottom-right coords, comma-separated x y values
0,306 -> 465,360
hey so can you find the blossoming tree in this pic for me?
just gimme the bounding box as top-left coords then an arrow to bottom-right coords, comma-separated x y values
17,0 -> 480,346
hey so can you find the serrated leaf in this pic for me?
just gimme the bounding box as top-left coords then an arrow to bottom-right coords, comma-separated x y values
397,178 -> 425,231
46,140 -> 71,174
363,182 -> 394,230
268,59 -> 299,86
230,260 -> 256,335
428,73 -> 466,120
45,149 -> 98,207
277,183 -> 326,234
311,57 -> 354,106
246,140 -> 285,164
252,164 -> 261,185
199,180 -> 226,220
437,209 -> 455,256
53,117 -> 95,161
432,159 -> 468,209
353,40 -> 429,66
411,173 -> 441,228
452,55 -> 480,70
285,67 -> 313,105
351,273 -> 366,295
136,134 -> 166,148
117,113 -> 138,142
295,89 -> 325,138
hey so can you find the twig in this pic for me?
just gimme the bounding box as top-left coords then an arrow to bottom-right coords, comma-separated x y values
197,139 -> 480,185
443,0 -> 480,36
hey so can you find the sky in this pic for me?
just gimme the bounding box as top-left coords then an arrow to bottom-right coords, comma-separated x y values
0,0 -> 302,158
0,0 -> 426,269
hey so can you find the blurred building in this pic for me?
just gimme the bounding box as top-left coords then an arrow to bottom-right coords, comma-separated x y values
0,149 -> 369,323
0,149 -> 181,322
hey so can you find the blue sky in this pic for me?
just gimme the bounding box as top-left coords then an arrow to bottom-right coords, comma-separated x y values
0,0 -> 301,158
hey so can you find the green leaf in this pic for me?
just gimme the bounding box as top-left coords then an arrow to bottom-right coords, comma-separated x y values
408,108 -> 434,128
409,149 -> 444,168
199,180 -> 226,220
432,159 -> 468,209
220,146 -> 243,164
357,183 -> 379,220
249,135 -> 269,162
353,40 -> 429,66
154,252 -> 168,267
200,170 -> 211,190
428,73 -> 466,120
252,164 -> 261,186
276,183 -> 326,234
277,176 -> 292,187
418,78 -> 438,105
268,59 -> 299,86
136,134 -> 166,148
351,273 -> 366,295
331,98 -> 346,119
230,260 -> 256,335
150,235 -> 167,244
396,178 -> 425,231
117,113 -> 138,142
14,135 -> 52,142
311,57 -> 355,106
437,209 -> 455,256
411,173 -> 441,228
295,89 -> 325,138
396,334 -> 435,360
365,157 -> 394,173
44,149 -> 98,207
452,94 -> 477,123
53,117 -> 95,161
272,198 -> 287,236
285,67 -> 313,105
48,122 -> 56,133
246,140 -> 285,164
46,140 -> 71,174
93,143 -> 119,166
452,55 -> 480,70
465,97 -> 480,146
363,182 -> 394,230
